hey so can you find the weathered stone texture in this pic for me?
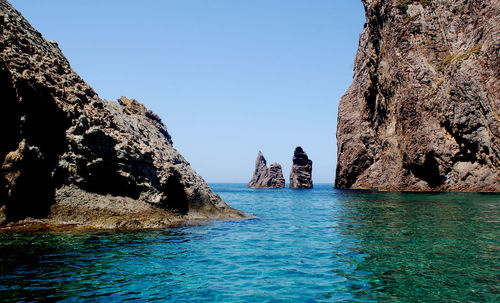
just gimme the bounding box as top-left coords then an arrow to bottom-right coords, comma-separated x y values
336,0 -> 500,191
290,147 -> 313,189
248,151 -> 285,188
0,1 -> 246,228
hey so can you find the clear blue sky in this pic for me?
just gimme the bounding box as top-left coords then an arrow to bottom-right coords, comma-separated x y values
11,0 -> 365,184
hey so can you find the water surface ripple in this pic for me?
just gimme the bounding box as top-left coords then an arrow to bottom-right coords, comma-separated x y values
1,184 -> 498,302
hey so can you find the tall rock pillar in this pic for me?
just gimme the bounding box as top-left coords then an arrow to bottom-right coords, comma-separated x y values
290,146 -> 313,189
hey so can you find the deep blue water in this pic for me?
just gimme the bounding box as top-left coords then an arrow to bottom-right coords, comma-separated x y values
0,184 -> 499,302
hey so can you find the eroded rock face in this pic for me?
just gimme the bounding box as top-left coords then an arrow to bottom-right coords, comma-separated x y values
336,0 -> 500,191
248,151 -> 285,188
0,1 -> 246,228
290,147 -> 313,189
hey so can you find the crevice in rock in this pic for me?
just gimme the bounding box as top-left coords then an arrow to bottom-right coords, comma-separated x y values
2,143 -> 54,221
78,129 -> 143,199
363,2 -> 385,127
17,80 -> 69,162
0,16 -> 5,36
441,120 -> 479,163
1,77 -> 70,222
365,75 -> 379,120
161,170 -> 188,215
0,63 -> 21,213
0,64 -> 20,164
405,151 -> 445,188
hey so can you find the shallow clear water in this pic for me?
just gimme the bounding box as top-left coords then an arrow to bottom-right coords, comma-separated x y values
0,184 -> 499,302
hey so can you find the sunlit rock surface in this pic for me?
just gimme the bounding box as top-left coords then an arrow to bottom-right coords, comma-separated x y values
248,151 -> 285,188
336,0 -> 499,191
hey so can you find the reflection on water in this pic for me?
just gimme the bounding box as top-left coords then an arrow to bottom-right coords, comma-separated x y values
0,185 -> 498,302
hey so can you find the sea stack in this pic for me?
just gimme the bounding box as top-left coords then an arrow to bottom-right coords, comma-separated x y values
248,151 -> 285,188
0,1 -> 246,228
289,147 -> 313,189
335,0 -> 500,191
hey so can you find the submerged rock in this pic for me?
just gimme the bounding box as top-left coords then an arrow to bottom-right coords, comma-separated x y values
248,151 -> 285,188
289,147 -> 313,189
335,0 -> 500,191
0,1 -> 247,229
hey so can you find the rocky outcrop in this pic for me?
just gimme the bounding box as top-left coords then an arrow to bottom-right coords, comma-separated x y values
247,151 -> 285,188
0,1 -> 247,229
289,147 -> 313,189
336,0 -> 500,191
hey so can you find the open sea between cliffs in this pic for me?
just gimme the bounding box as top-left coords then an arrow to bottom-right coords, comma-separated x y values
0,184 -> 498,302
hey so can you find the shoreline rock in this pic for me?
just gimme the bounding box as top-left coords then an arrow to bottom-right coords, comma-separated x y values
248,151 -> 285,188
289,147 -> 313,189
0,185 -> 253,231
335,0 -> 500,192
0,1 -> 249,229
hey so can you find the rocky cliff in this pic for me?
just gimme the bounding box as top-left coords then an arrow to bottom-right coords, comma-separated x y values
289,147 -> 313,189
248,151 -> 285,188
336,0 -> 500,191
0,1 -> 246,229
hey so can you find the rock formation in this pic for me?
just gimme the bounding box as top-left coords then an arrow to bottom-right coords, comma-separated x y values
248,151 -> 285,188
289,147 -> 313,189
0,1 -> 247,229
336,0 -> 500,191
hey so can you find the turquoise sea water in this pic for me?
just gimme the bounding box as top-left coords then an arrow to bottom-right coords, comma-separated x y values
0,184 -> 499,302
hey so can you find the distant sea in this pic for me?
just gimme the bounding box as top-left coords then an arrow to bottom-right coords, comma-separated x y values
1,184 -> 498,302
